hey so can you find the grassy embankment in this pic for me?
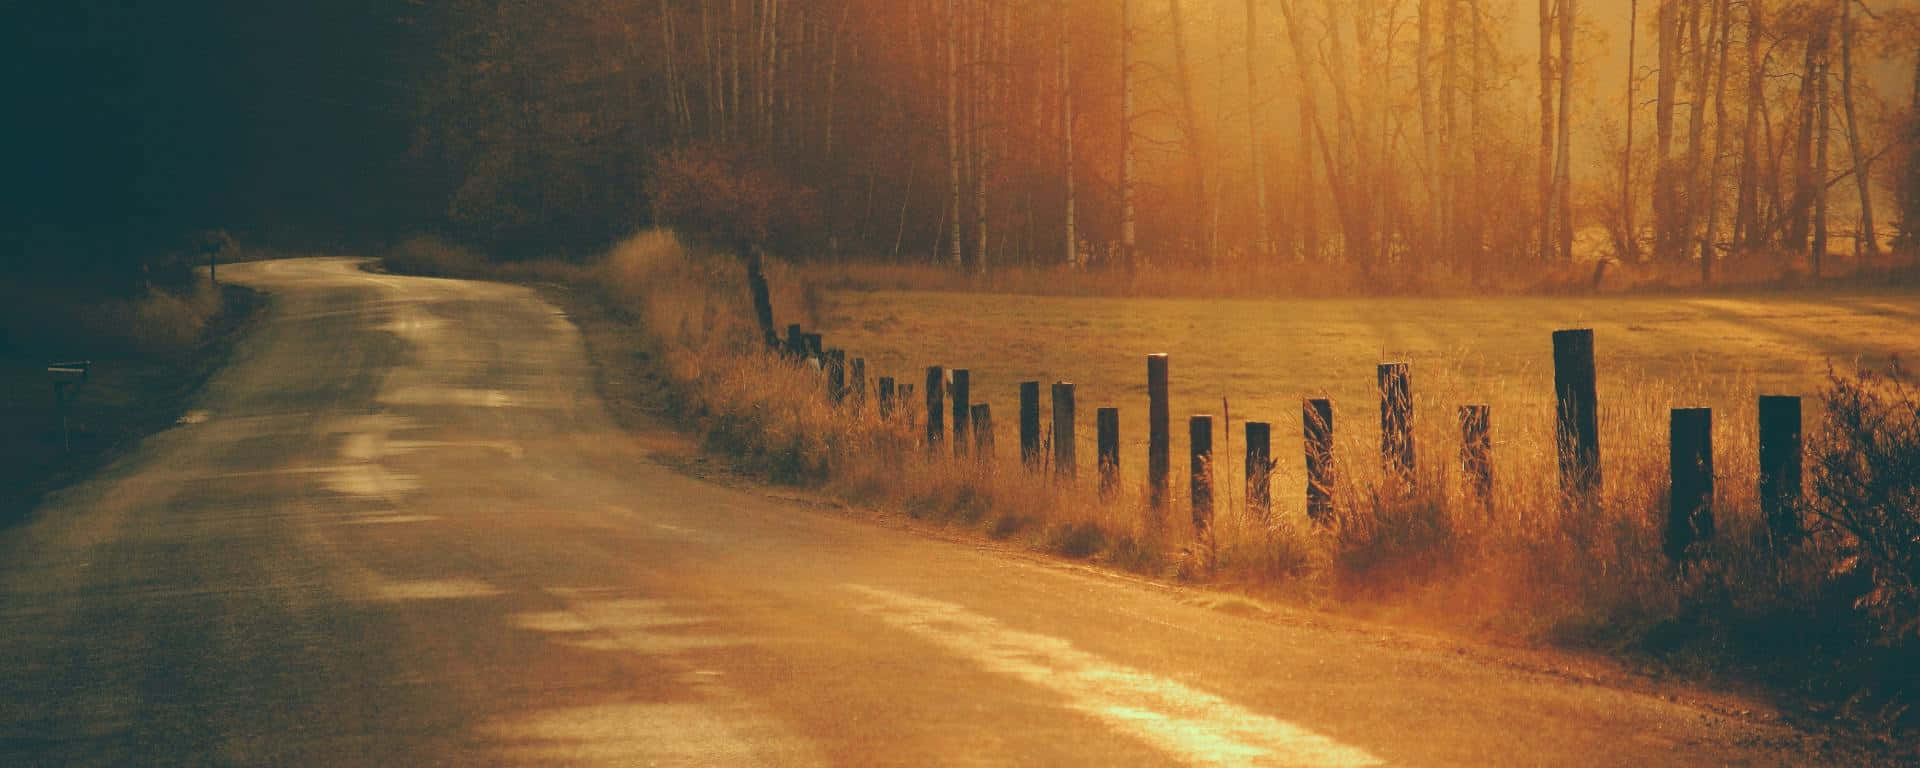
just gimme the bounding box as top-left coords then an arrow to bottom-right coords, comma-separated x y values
0,275 -> 264,520
384,233 -> 1920,738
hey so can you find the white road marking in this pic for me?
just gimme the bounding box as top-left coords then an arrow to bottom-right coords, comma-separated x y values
846,585 -> 1383,768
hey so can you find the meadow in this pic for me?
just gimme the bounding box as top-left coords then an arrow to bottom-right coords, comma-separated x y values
396,234 -> 1920,728
815,288 -> 1919,543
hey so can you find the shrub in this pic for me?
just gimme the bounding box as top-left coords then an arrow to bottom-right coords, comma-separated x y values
1812,363 -> 1920,646
382,235 -> 487,277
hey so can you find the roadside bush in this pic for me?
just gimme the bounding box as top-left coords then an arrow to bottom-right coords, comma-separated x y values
382,235 -> 488,278
1812,364 -> 1920,646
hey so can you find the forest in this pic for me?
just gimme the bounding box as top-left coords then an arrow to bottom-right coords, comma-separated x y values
5,1 -> 1920,294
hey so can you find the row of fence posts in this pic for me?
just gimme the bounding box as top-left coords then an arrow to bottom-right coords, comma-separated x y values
780,323 -> 1804,567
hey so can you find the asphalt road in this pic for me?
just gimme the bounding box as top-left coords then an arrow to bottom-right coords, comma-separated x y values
0,258 -> 1856,766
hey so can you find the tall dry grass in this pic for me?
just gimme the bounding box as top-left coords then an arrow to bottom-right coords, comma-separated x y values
536,231 -> 1911,727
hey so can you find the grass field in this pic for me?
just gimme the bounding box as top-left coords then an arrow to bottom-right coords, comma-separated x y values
815,290 -> 1920,523
398,237 -> 1920,730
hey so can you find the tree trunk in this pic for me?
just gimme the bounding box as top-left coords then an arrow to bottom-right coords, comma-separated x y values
1280,0 -> 1319,262
1655,0 -> 1680,261
1681,0 -> 1711,268
1900,48 -> 1920,251
1813,29 -> 1830,278
1555,0 -> 1575,264
945,0 -> 964,268
1837,0 -> 1875,259
1168,0 -> 1213,268
1621,0 -> 1638,262
1418,0 -> 1438,258
1734,0 -> 1764,251
1120,0 -> 1137,268
1061,0 -> 1077,266
1701,0 -> 1733,285
1788,18 -> 1826,252
1247,0 -> 1271,262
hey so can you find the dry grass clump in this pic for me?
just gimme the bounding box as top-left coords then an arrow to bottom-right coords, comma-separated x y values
545,230 -> 1914,728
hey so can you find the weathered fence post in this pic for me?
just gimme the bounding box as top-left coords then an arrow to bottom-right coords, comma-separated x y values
1758,395 -> 1803,547
1304,398 -> 1335,524
1097,407 -> 1120,497
1553,329 -> 1602,502
804,333 -> 824,360
972,404 -> 993,459
826,349 -> 847,403
1148,353 -> 1170,507
925,366 -> 945,449
1245,422 -> 1272,521
1459,405 -> 1493,507
951,369 -> 971,456
850,358 -> 867,405
1190,415 -> 1214,535
877,376 -> 896,419
1052,382 -> 1076,481
1019,381 -> 1041,468
1378,362 -> 1415,482
785,324 -> 805,358
1667,407 -> 1715,564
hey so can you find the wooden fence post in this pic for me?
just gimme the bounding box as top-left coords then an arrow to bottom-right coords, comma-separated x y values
877,376 -> 896,419
1378,362 -> 1414,482
1097,407 -> 1120,497
785,324 -> 805,358
804,333 -> 824,360
951,369 -> 971,456
1758,395 -> 1803,547
1553,329 -> 1602,502
1667,407 -> 1715,564
1245,422 -> 1272,521
925,366 -> 945,449
1304,398 -> 1335,524
1148,353 -> 1170,507
826,349 -> 847,403
1019,381 -> 1041,468
1052,382 -> 1076,481
1190,415 -> 1214,535
1459,405 -> 1492,507
850,358 -> 867,405
972,404 -> 993,459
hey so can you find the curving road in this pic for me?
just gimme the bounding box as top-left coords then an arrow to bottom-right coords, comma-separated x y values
0,258 -> 1858,766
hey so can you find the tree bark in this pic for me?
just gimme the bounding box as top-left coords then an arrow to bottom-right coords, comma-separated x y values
1621,0 -> 1638,261
1555,0 -> 1575,264
1734,0 -> 1764,251
945,0 -> 965,268
1655,0 -> 1680,261
1120,0 -> 1137,268
1247,0 -> 1271,262
1837,0 -> 1875,259
1060,0 -> 1077,266
1701,0 -> 1733,285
